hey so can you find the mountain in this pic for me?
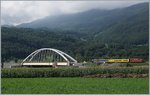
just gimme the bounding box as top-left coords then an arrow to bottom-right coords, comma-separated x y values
94,2 -> 149,44
18,3 -> 149,34
2,3 -> 149,62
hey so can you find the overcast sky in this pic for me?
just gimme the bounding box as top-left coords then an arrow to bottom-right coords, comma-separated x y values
1,1 -> 148,25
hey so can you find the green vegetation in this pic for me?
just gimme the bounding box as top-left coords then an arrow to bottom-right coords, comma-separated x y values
127,62 -> 149,67
2,66 -> 148,78
1,25 -> 149,62
1,78 -> 149,94
1,3 -> 149,94
1,3 -> 149,62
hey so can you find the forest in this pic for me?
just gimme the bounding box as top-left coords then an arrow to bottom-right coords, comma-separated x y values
1,3 -> 149,62
1,26 -> 148,62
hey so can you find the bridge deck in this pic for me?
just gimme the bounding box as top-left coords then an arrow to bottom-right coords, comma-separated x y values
23,62 -> 68,66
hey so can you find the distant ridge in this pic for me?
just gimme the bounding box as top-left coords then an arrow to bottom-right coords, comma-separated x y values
18,3 -> 149,34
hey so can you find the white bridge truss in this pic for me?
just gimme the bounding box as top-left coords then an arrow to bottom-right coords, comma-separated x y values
21,48 -> 77,66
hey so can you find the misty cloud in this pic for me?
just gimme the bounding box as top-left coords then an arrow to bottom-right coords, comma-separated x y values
1,1 -> 148,25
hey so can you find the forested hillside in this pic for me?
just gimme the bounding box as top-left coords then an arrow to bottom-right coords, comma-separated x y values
1,27 -> 86,62
18,3 -> 149,35
1,26 -> 148,62
1,3 -> 149,62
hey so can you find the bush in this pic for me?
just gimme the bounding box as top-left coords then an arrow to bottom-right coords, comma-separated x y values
1,66 -> 149,78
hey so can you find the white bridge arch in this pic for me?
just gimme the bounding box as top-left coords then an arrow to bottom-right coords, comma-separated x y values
22,48 -> 77,66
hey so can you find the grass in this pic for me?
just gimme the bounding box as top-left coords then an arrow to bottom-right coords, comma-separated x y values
1,78 -> 149,94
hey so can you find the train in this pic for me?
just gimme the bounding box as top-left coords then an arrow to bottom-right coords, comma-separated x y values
93,58 -> 144,63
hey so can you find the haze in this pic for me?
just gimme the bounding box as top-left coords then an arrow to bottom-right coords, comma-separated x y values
1,1 -> 148,25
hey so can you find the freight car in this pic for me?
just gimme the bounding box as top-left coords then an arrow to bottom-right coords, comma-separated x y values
129,58 -> 144,63
92,59 -> 106,63
107,59 -> 129,63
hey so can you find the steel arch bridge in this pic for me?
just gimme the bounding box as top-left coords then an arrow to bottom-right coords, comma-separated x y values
21,48 -> 77,66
